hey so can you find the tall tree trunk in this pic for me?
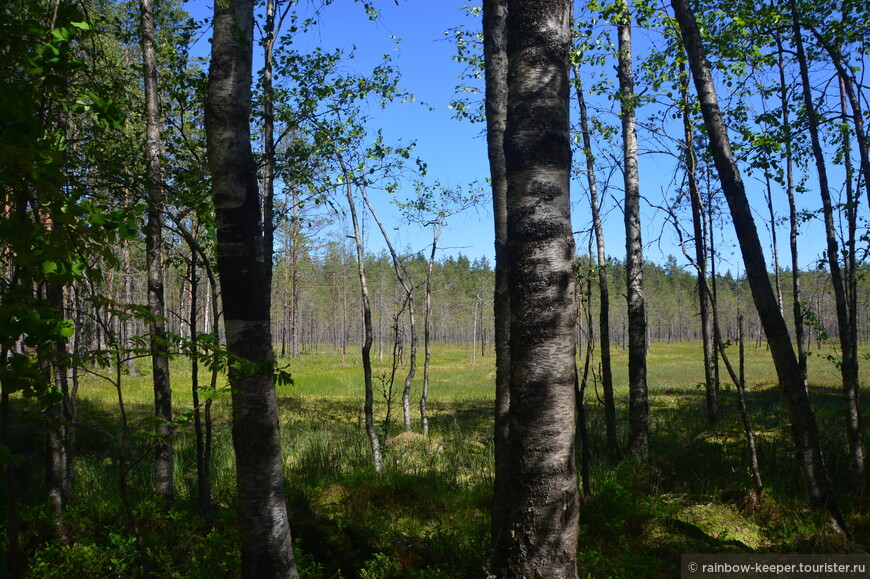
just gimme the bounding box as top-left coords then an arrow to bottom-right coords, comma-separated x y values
172,216 -> 219,513
187,235 -> 211,513
123,238 -> 137,376
205,0 -> 298,575
839,71 -> 862,495
421,224 -> 441,437
361,192 -> 417,433
774,34 -> 807,380
671,0 -> 847,533
791,2 -> 863,492
2,384 -> 23,579
502,1 -> 579,575
577,243 -> 594,496
618,0 -> 648,459
280,232 -> 290,358
262,0 -> 279,315
673,207 -> 764,497
338,154 -> 382,471
682,74 -> 718,424
483,0 -> 511,570
472,295 -> 479,365
573,66 -> 619,455
738,315 -> 764,498
44,283 -> 74,531
290,186 -> 301,358
764,173 -> 783,313
807,26 -> 870,211
139,0 -> 174,501
707,200 -> 721,393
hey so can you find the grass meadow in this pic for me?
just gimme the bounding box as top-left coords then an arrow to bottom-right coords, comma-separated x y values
4,341 -> 870,577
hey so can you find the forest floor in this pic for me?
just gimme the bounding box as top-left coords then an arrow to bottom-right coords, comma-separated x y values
4,342 -> 870,577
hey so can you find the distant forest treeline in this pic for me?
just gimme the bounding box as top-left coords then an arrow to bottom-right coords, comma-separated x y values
96,240 -> 870,362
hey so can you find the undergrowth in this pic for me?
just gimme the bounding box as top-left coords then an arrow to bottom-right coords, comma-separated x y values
2,343 -> 868,577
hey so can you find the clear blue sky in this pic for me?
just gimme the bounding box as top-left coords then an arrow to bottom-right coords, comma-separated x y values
183,0 -> 846,277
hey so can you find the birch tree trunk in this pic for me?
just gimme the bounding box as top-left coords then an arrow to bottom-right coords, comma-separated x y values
205,0 -> 298,575
681,74 -> 718,423
44,283 -> 74,529
502,0 -> 579,574
774,34 -> 807,379
139,0 -> 174,501
837,72 -> 861,495
807,26 -> 870,211
361,192 -> 417,433
483,0 -> 511,570
338,155 -> 383,471
291,187 -> 301,358
420,224 -> 440,437
573,66 -> 619,454
791,1 -> 863,492
763,173 -> 783,313
671,0 -> 847,533
618,0 -> 648,459
262,0 -> 279,313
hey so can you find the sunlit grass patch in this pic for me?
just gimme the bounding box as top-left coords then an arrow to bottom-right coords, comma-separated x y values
8,342 -> 870,577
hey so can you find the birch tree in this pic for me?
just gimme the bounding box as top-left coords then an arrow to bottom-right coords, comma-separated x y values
139,0 -> 174,502
205,0 -> 298,574
671,0 -> 848,533
501,0 -> 580,574
617,0 -> 649,459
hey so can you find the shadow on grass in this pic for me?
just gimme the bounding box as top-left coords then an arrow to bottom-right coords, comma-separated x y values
4,358 -> 870,577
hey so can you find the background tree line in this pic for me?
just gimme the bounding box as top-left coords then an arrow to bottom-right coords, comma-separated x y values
99,241 -> 870,363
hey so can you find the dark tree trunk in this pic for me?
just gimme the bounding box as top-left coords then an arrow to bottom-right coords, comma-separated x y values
763,173 -> 783,313
2,386 -> 23,579
807,26 -> 870,211
791,2 -> 863,492
573,66 -> 619,455
172,219 -> 220,514
738,316 -> 764,497
707,202 -> 721,394
361,192 -> 417,433
187,236 -> 211,513
262,0 -> 278,313
421,225 -> 441,437
44,283 -> 74,530
618,0 -> 648,459
502,0 -> 579,575
671,0 -> 847,533
205,0 -> 298,575
139,0 -> 174,501
682,74 -> 719,423
483,0 -> 511,571
838,70 -> 862,495
774,34 -> 807,380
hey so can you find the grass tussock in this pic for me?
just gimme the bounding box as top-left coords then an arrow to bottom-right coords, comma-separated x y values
2,343 -> 869,577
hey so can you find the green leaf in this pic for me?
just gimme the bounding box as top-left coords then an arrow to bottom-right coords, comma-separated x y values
53,27 -> 74,43
58,319 -> 74,338
42,261 -> 58,275
89,213 -> 107,226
